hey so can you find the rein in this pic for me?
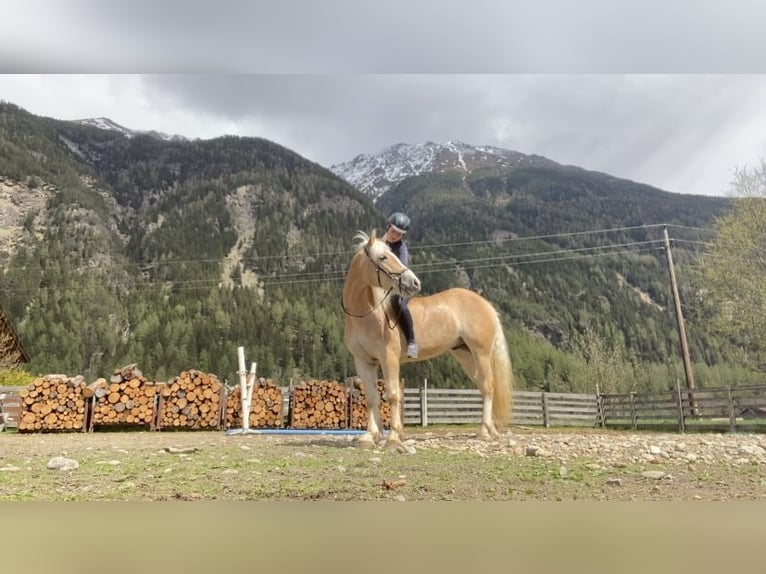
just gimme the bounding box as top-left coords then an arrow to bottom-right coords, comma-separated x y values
340,246 -> 404,328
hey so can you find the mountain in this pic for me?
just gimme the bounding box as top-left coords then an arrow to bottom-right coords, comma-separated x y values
74,117 -> 188,142
330,141 -> 558,200
1,102 -> 755,394
0,101 -> 380,383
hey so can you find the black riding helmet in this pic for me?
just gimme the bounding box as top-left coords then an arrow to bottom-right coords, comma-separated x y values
387,211 -> 411,234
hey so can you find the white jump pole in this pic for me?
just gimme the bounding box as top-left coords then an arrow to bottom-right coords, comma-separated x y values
237,346 -> 257,432
244,360 -> 257,430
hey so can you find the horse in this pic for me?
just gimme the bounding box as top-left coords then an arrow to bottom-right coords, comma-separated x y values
342,230 -> 514,450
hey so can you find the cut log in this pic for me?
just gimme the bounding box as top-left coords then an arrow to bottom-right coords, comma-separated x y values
17,374 -> 90,433
289,379 -> 348,429
88,366 -> 162,429
157,370 -> 224,430
225,378 -> 284,429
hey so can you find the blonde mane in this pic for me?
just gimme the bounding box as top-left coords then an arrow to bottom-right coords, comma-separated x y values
352,230 -> 370,249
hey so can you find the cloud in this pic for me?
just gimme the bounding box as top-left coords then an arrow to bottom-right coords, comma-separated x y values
127,74 -> 766,196
3,73 -> 765,196
3,0 -> 766,198
3,0 -> 766,73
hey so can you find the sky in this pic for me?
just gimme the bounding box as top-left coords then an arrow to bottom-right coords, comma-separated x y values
2,0 -> 766,198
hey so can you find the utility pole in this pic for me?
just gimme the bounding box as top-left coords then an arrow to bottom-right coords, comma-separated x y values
663,225 -> 696,393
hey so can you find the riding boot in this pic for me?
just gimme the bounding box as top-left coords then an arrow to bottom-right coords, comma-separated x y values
397,301 -> 418,358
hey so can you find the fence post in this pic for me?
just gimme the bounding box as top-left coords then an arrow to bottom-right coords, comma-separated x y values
727,387 -> 736,433
420,378 -> 428,427
597,393 -> 605,428
630,392 -> 637,430
675,380 -> 685,433
542,392 -> 550,428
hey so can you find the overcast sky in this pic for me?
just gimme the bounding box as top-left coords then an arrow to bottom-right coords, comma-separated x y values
2,1 -> 766,197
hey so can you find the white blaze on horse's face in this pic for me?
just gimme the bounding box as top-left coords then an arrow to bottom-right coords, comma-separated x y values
365,236 -> 421,297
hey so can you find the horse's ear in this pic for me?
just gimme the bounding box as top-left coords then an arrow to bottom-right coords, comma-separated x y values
368,229 -> 377,244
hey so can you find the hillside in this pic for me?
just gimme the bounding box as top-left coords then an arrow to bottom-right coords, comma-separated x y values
0,102 -> 753,393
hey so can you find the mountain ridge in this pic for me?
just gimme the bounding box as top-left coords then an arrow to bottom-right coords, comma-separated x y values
74,116 -> 188,142
2,101 -> 752,394
332,140 -> 570,200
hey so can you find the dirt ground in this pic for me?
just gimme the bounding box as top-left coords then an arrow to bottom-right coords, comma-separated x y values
1,425 -> 765,501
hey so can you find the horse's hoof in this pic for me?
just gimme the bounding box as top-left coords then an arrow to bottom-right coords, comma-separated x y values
478,430 -> 494,441
385,439 -> 403,452
356,437 -> 377,449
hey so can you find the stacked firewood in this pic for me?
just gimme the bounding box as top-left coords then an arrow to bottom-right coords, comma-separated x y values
17,374 -> 90,432
89,364 -> 161,429
225,378 -> 284,429
289,379 -> 348,429
157,370 -> 225,430
350,378 -> 398,430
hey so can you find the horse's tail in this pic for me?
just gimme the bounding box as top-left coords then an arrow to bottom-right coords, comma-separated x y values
490,310 -> 514,429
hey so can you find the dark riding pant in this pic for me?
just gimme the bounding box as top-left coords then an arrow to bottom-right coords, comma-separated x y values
392,294 -> 416,344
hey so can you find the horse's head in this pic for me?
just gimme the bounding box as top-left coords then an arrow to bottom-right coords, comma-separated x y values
353,230 -> 421,297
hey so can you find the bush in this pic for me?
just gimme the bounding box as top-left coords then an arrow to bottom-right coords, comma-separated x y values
0,368 -> 35,387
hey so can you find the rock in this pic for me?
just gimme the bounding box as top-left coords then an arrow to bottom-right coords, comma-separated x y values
641,470 -> 666,480
47,456 -> 79,471
163,446 -> 199,455
606,478 -> 622,486
739,444 -> 765,456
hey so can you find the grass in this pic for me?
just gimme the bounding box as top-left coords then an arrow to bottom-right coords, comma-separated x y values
1,427 -> 764,501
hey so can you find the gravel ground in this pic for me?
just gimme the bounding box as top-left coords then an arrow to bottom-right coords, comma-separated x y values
1,426 -> 765,500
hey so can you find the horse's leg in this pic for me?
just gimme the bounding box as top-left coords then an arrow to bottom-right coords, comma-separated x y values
354,357 -> 382,448
380,353 -> 405,450
450,348 -> 500,441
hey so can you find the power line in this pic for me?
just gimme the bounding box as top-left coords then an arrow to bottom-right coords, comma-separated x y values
412,223 -> 667,251
0,242 -> 668,293
671,238 -> 712,247
0,222 -> 679,272
413,240 -> 663,270
665,224 -> 716,234
257,244 -> 666,287
0,223 -> 701,293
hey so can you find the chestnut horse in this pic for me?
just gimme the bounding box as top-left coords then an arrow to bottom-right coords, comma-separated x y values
342,230 -> 514,450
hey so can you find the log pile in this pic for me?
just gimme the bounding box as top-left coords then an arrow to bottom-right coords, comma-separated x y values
89,364 -> 161,429
17,374 -> 90,432
289,379 -> 348,429
157,370 -> 224,430
350,378 -> 396,430
225,378 -> 284,429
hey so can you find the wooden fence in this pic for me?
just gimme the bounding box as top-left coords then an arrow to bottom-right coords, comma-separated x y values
600,383 -> 766,432
0,385 -> 22,430
3,382 -> 766,433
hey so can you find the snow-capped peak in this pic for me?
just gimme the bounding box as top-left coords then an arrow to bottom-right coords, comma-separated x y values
74,117 -> 187,142
330,141 -> 554,200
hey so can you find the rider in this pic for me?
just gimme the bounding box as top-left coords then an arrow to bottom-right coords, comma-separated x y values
384,211 -> 418,358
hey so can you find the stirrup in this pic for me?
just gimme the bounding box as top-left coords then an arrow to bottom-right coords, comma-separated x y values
406,342 -> 419,358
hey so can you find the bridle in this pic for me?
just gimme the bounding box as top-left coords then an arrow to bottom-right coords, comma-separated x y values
341,244 -> 408,322
364,245 -> 408,293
